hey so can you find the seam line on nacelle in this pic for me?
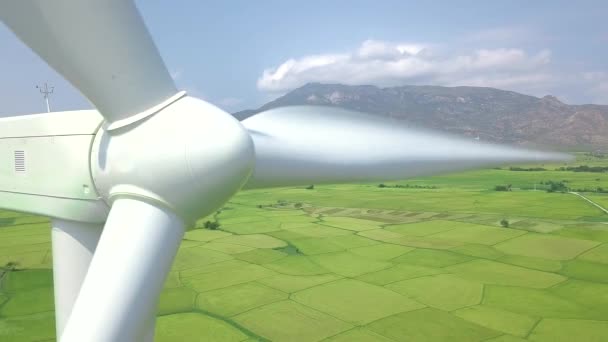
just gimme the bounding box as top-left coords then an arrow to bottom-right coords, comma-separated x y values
0,189 -> 104,201
105,91 -> 187,131
0,134 -> 95,139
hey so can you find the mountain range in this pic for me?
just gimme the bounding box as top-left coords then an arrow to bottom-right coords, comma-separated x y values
234,83 -> 608,150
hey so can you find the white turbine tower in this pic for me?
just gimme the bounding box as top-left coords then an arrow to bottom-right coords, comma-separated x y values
0,1 -> 568,341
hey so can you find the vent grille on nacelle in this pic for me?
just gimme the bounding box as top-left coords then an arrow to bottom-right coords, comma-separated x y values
14,150 -> 25,173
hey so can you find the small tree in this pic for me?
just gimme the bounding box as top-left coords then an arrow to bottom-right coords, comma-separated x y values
203,221 -> 220,230
546,180 -> 567,193
500,219 -> 509,228
305,184 -> 315,190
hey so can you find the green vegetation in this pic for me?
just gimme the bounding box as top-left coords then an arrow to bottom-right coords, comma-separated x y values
557,165 -> 608,173
509,166 -> 547,171
367,308 -> 501,341
495,184 -> 512,191
545,180 -> 569,193
203,220 -> 221,230
453,305 -> 537,337
3,152 -> 608,341
234,301 -> 351,341
378,183 -> 438,189
386,274 -> 483,311
529,319 -> 608,341
292,279 -> 423,325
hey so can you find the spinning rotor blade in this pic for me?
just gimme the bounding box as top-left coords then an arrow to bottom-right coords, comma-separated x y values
0,0 -> 178,129
243,106 -> 570,189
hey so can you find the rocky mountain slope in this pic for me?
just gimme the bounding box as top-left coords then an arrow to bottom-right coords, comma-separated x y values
235,83 -> 608,150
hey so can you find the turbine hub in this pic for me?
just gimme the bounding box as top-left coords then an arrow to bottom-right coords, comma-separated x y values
91,96 -> 255,224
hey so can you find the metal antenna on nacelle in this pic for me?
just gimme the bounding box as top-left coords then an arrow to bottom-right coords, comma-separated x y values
36,82 -> 54,112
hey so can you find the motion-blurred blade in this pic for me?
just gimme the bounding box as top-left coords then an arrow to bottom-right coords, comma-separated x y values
60,198 -> 184,341
242,106 -> 570,189
0,0 -> 178,129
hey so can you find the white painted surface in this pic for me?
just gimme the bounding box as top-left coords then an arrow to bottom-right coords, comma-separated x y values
60,198 -> 185,342
91,96 -> 254,224
0,192 -> 108,223
0,110 -> 108,221
51,219 -> 103,339
0,135 -> 98,198
0,110 -> 102,137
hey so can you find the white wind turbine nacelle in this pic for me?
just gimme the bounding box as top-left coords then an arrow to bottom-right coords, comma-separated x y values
91,96 -> 254,224
0,1 -> 570,341
0,1 -> 254,340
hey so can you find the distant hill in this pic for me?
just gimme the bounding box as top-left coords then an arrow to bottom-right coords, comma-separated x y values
234,83 -> 608,150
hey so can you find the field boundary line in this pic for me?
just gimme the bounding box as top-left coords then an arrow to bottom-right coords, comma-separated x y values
569,192 -> 608,215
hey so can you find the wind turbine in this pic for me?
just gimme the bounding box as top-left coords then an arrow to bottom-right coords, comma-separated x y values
0,1 -> 567,341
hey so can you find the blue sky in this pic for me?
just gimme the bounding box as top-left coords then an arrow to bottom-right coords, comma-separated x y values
0,0 -> 606,116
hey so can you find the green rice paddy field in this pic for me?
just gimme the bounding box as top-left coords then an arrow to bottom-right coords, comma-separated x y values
3,153 -> 608,341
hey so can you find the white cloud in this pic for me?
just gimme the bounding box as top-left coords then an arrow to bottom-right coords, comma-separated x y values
355,40 -> 428,60
257,40 -> 553,93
